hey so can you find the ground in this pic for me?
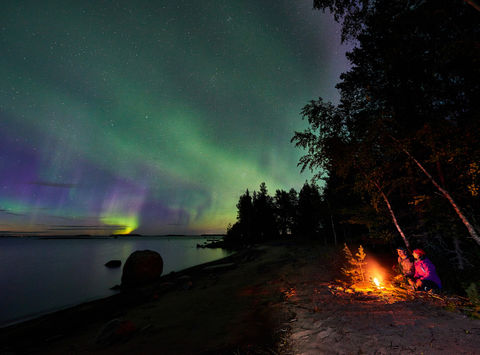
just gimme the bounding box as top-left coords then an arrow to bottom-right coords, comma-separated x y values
1,243 -> 479,354
281,247 -> 480,354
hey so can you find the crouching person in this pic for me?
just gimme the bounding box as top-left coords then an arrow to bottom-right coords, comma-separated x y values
409,248 -> 442,292
396,246 -> 415,283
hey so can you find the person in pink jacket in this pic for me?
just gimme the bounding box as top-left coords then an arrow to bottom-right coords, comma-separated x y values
408,248 -> 442,291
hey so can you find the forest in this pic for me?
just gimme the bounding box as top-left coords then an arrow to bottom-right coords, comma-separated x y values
227,0 -> 480,292
225,182 -> 329,244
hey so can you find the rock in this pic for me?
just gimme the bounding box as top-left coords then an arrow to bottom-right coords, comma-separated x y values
292,329 -> 315,340
95,319 -> 137,346
105,259 -> 122,268
178,275 -> 193,290
121,250 -> 163,288
315,328 -> 335,340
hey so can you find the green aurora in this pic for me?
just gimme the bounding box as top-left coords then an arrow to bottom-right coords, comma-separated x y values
0,0 -> 349,235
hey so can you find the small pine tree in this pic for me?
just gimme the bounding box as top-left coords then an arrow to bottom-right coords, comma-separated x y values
465,283 -> 480,319
342,243 -> 367,283
341,243 -> 358,282
356,245 -> 367,282
466,283 -> 480,305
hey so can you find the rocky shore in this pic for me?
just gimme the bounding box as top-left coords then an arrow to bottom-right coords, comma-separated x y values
0,242 -> 300,354
1,242 -> 480,354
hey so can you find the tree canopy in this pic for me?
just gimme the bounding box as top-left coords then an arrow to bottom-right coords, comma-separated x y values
225,182 -> 325,246
292,0 -> 480,285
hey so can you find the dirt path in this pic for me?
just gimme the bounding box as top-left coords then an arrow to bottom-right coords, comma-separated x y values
280,249 -> 480,354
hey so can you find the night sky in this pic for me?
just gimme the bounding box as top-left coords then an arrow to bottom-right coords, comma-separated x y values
0,0 -> 349,236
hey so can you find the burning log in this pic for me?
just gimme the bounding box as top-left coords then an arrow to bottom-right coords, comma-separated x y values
373,278 -> 382,288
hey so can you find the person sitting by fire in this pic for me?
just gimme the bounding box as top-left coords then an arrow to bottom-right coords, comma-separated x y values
408,248 -> 442,292
395,246 -> 415,282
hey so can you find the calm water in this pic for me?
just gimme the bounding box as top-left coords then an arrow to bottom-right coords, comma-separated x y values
0,236 -> 231,327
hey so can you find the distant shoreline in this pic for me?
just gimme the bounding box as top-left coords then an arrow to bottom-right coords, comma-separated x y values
0,234 -> 226,239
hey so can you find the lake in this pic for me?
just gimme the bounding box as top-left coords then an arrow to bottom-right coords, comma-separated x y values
0,236 -> 231,327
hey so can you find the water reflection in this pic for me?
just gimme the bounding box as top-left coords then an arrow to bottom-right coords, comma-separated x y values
0,236 -> 230,326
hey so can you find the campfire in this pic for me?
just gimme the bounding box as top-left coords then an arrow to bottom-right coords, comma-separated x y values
328,244 -> 472,309
328,244 -> 419,303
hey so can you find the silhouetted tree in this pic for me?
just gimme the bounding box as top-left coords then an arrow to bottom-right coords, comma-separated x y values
294,182 -> 323,239
252,182 -> 278,241
225,189 -> 254,246
274,188 -> 298,236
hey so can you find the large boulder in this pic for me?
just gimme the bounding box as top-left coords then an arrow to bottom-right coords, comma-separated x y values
121,250 -> 163,289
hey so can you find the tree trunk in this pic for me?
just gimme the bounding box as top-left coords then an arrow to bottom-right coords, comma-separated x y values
327,200 -> 338,246
372,180 -> 411,251
330,214 -> 338,246
453,236 -> 466,270
388,134 -> 480,247
398,145 -> 480,247
465,0 -> 480,12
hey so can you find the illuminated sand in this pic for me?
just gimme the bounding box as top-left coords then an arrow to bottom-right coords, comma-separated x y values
282,251 -> 480,355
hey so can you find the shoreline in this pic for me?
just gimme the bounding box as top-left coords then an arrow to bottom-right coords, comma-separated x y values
0,235 -> 231,328
1,246 -> 283,354
2,242 -> 480,354
0,248 -> 239,330
0,295 -> 119,329
0,234 -> 226,239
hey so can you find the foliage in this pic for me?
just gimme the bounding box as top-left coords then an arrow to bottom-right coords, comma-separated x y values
274,188 -> 297,237
292,0 -> 480,289
225,182 -> 325,246
465,283 -> 480,306
465,282 -> 480,319
252,182 -> 277,242
342,243 -> 367,283
225,189 -> 254,245
294,183 -> 324,239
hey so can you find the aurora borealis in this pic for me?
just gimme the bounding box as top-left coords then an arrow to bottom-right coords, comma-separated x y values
0,0 -> 348,236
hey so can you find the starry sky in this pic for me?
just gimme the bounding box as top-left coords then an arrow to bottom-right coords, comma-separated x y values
0,0 -> 349,236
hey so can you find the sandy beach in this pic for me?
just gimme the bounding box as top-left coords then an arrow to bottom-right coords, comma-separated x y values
1,242 -> 480,354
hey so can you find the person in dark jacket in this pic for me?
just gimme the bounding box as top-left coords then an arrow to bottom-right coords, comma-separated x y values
408,248 -> 442,291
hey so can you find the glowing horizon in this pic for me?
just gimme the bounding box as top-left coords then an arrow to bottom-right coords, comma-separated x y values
0,0 -> 349,236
